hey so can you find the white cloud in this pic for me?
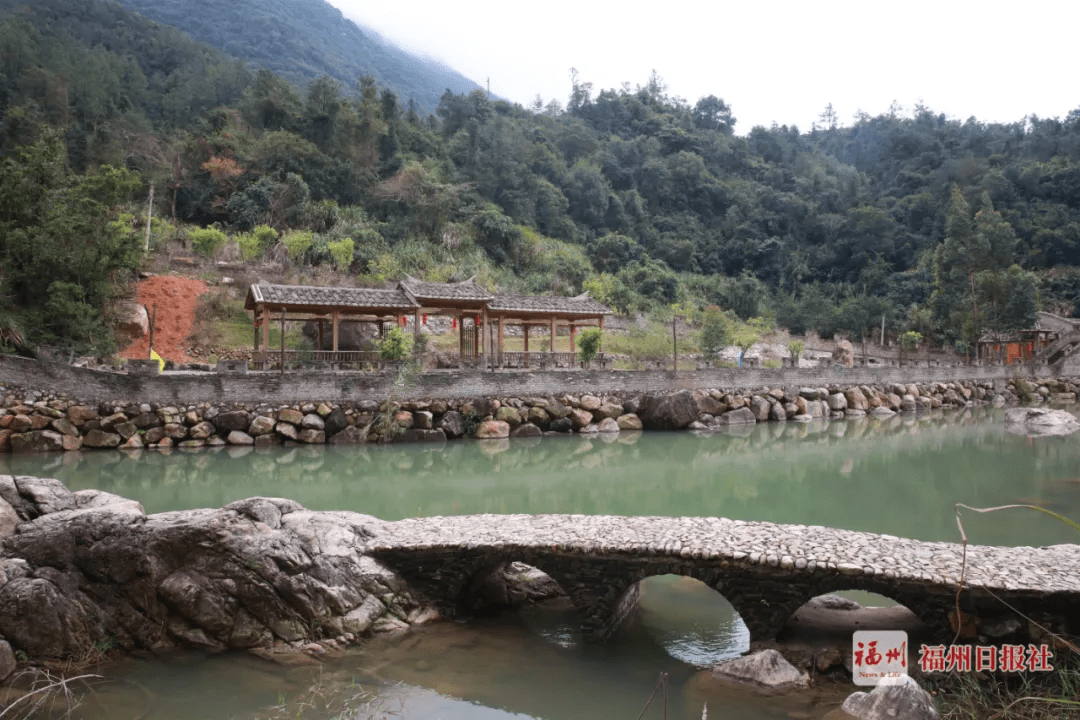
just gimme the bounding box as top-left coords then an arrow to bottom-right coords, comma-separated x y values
330,0 -> 1079,133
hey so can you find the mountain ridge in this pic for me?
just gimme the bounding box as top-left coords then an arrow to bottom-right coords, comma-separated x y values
113,0 -> 483,114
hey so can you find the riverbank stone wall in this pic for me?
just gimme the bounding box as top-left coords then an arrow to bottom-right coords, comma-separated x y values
2,362 -> 1078,451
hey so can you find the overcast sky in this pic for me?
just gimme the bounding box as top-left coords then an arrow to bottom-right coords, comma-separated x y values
327,0 -> 1078,134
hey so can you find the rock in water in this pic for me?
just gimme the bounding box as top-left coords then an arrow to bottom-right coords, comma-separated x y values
709,649 -> 809,689
0,474 -> 429,662
841,676 -> 940,720
1003,407 -> 1080,437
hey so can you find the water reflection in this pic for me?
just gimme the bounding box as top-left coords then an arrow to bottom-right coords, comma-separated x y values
7,408 -> 1080,720
4,406 -> 1080,547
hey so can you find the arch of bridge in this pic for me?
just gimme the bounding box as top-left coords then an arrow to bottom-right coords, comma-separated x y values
366,515 -> 1080,643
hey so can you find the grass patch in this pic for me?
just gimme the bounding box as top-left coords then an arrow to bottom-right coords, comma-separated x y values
926,653 -> 1080,720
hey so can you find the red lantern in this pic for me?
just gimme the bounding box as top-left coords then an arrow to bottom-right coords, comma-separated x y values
452,318 -> 457,329
476,315 -> 481,325
422,314 -> 428,325
400,316 -> 407,326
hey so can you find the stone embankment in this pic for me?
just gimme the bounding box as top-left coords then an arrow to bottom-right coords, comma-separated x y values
0,475 -> 435,678
0,376 -> 1075,453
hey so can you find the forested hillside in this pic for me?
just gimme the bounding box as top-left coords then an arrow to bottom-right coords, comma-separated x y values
113,0 -> 482,115
2,0 -> 1079,357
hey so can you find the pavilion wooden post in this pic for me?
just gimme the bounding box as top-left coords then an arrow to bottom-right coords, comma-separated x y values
317,320 -> 323,351
549,317 -> 556,354
569,323 -> 575,352
599,316 -> 605,367
497,315 -> 505,368
481,308 -> 488,370
459,315 -> 465,366
261,308 -> 269,351
280,308 -> 286,374
331,311 -> 340,352
413,309 -> 421,346
523,324 -> 530,367
253,313 -> 259,352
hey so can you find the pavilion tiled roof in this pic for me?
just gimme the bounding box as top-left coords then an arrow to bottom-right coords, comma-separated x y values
245,282 -> 418,311
486,292 -> 611,315
399,275 -> 493,302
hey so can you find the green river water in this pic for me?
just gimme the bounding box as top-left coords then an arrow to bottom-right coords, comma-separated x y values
2,408 -> 1079,720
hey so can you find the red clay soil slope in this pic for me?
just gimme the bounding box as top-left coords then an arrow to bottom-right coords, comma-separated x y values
121,276 -> 207,363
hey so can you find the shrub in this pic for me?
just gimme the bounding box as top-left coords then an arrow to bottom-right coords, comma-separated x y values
787,339 -> 805,364
189,227 -> 227,257
378,326 -> 410,361
237,225 -> 279,261
327,237 -> 355,272
700,305 -> 734,357
282,230 -> 315,262
733,328 -> 759,365
901,331 -> 922,352
577,327 -> 602,366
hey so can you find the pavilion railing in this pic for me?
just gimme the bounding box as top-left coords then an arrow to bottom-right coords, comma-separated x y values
251,350 -> 384,371
497,351 -> 609,369
247,350 -> 611,372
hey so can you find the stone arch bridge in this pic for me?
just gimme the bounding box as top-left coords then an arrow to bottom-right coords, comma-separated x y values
367,515 -> 1080,644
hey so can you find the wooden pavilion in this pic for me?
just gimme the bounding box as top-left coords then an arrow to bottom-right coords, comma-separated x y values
244,277 -> 611,370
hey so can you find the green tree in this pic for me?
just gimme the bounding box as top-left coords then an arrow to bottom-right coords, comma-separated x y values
378,326 -> 410,361
0,130 -> 140,353
699,305 -> 733,357
733,327 -> 759,366
188,227 -> 227,256
787,339 -> 805,364
327,237 -> 355,271
576,327 -> 602,367
933,187 -> 1018,339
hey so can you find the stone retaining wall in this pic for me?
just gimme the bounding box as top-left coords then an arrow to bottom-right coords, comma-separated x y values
0,354 -> 1035,405
2,355 -> 1076,453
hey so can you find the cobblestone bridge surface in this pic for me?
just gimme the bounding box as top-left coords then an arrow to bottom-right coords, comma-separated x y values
367,515 -> 1080,643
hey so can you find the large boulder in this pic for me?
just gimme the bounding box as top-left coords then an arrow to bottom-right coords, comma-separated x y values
510,423 -> 543,438
113,300 -> 149,344
474,420 -> 510,439
437,411 -> 465,439
323,408 -> 349,436
0,477 -> 431,662
616,413 -> 643,431
214,410 -> 251,433
495,406 -> 522,427
841,676 -> 939,720
833,339 -> 854,368
9,430 -> 65,453
597,417 -> 620,434
568,408 -> 593,429
845,387 -> 869,411
1,496 -> 19,540
749,395 -> 770,421
639,390 -> 698,430
709,649 -> 809,689
1003,407 -> 1080,437
716,407 -> 756,425
0,638 -> 15,681
302,319 -> 377,351
328,425 -> 367,445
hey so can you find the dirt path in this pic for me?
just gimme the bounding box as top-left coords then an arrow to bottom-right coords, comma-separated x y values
121,276 -> 207,363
